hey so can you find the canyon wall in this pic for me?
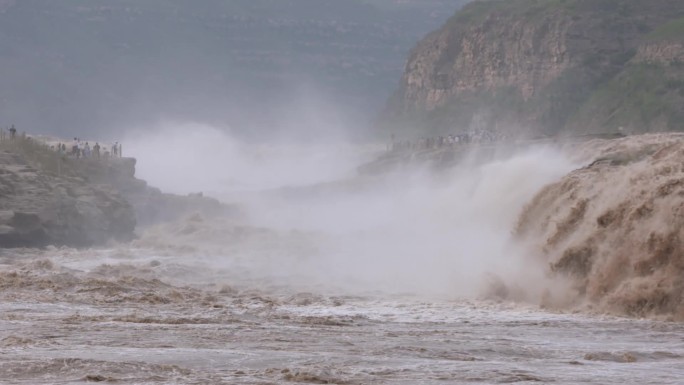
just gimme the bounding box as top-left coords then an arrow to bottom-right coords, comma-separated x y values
383,0 -> 684,138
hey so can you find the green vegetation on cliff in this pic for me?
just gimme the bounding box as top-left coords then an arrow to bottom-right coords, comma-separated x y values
569,15 -> 684,134
383,0 -> 684,138
647,17 -> 684,41
570,63 -> 684,133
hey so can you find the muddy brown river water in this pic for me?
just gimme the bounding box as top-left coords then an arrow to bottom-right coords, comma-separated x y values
1,248 -> 683,385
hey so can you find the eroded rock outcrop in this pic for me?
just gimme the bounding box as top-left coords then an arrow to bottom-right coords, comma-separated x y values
0,150 -> 135,247
383,0 -> 684,138
0,138 -> 233,248
68,156 -> 229,228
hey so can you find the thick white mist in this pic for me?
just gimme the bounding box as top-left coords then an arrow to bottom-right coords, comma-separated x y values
126,123 -> 578,299
122,122 -> 380,196
242,147 -> 579,297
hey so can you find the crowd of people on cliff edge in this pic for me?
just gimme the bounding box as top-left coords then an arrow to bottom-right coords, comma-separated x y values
389,129 -> 507,152
55,138 -> 123,159
1,125 -> 123,160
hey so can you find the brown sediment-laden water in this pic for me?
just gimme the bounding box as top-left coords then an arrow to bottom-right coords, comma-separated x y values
1,247 -> 683,384
2,132 -> 684,384
517,133 -> 684,320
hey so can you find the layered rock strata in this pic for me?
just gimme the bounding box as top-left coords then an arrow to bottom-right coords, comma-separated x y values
383,0 -> 684,138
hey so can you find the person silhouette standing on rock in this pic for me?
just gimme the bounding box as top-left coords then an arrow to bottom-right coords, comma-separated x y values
9,125 -> 16,140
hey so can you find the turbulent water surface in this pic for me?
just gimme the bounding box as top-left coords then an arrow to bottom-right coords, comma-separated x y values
2,249 -> 683,385
2,134 -> 684,384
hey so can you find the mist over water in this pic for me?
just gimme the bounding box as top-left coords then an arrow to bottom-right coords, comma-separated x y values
5,129 -> 684,384
123,122 -> 379,196
125,124 -> 579,299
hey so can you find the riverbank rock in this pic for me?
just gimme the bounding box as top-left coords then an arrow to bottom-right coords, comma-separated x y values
0,137 -> 235,248
68,156 -> 231,228
0,149 -> 135,247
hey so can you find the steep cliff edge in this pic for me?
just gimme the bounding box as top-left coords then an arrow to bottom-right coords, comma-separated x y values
0,141 -> 135,248
383,0 -> 684,138
66,154 -> 227,228
0,138 -> 228,248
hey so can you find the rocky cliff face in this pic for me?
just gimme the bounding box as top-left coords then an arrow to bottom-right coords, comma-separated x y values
0,138 -> 230,248
401,7 -> 572,110
633,41 -> 684,64
0,149 -> 135,248
66,156 -> 228,228
383,0 -> 684,138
